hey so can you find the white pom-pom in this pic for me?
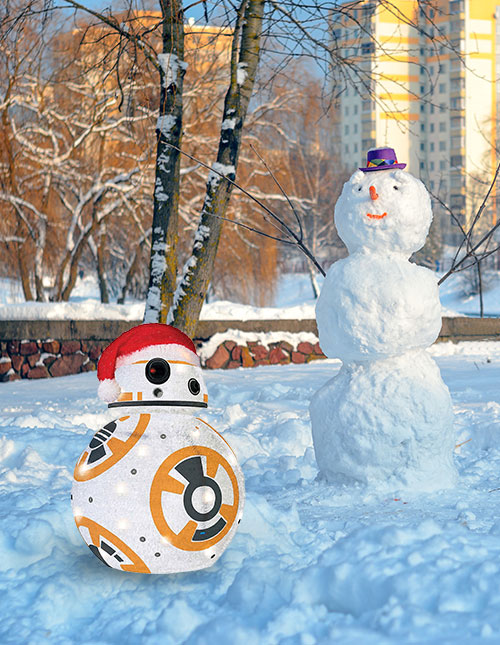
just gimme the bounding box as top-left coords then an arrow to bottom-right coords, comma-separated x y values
98,379 -> 121,403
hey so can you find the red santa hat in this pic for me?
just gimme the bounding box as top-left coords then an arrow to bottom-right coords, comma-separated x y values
97,323 -> 198,402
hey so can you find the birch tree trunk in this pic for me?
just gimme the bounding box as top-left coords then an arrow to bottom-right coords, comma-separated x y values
143,0 -> 186,323
171,0 -> 265,336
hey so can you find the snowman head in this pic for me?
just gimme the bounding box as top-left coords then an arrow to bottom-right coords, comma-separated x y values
97,324 -> 207,412
334,167 -> 432,256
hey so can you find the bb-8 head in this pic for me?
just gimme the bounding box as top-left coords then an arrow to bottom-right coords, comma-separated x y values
97,323 -> 208,411
72,324 -> 245,574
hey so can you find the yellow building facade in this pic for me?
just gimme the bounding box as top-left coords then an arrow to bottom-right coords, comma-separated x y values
336,0 -> 499,233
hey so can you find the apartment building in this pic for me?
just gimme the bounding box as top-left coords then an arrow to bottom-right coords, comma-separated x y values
335,0 -> 499,236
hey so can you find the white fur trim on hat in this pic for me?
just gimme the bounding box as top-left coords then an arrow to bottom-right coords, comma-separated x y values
98,378 -> 121,403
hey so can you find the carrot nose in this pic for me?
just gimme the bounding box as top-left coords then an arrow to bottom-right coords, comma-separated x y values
369,186 -> 379,201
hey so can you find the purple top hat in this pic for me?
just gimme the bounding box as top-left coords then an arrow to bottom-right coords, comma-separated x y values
359,147 -> 406,172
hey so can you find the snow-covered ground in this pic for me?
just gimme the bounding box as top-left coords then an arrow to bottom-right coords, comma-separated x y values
2,342 -> 500,643
0,271 -> 498,320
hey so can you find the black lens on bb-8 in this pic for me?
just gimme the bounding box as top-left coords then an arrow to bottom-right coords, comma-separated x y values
145,358 -> 171,384
188,378 -> 201,395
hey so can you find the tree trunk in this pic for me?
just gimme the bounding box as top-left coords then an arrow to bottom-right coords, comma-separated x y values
143,0 -> 186,323
308,260 -> 320,299
171,0 -> 265,336
118,231 -> 150,304
16,238 -> 33,301
477,261 -> 484,318
97,224 -> 109,303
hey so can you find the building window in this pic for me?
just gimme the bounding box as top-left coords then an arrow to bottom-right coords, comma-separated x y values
344,125 -> 349,135
439,122 -> 446,132
440,104 -> 446,113
430,161 -> 435,171
420,104 -> 425,113
345,106 -> 350,116
451,155 -> 463,167
439,83 -> 446,93
361,42 -> 375,54
450,0 -> 464,14
420,143 -> 425,151
430,104 -> 435,114
430,142 -> 435,152
430,180 -> 435,189
345,145 -> 349,154
451,194 -> 465,207
439,141 -> 446,151
354,123 -> 358,133
430,123 -> 435,133
354,104 -> 358,115
420,161 -> 425,169
439,160 -> 446,170
354,143 -> 358,153
420,123 -> 425,131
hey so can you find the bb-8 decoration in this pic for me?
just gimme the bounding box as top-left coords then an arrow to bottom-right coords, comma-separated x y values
71,323 -> 244,574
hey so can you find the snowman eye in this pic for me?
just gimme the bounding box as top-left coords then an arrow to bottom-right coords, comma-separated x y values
357,186 -> 362,192
393,185 -> 399,190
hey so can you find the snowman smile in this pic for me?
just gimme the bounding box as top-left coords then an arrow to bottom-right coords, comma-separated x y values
366,212 -> 388,220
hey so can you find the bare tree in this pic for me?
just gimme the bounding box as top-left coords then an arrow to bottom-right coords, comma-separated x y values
1,0 -> 466,332
431,163 -> 500,317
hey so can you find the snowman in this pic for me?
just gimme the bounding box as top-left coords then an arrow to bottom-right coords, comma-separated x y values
72,324 -> 244,574
310,147 -> 457,491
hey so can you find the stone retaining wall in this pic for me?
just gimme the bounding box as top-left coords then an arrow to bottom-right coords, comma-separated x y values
0,339 -> 106,381
0,316 -> 499,381
204,339 -> 325,369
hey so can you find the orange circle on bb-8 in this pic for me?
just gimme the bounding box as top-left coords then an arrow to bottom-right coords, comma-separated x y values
150,445 -> 240,552
75,516 -> 151,573
74,414 -> 150,482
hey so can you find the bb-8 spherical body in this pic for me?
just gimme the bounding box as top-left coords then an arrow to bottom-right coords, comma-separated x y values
72,324 -> 244,574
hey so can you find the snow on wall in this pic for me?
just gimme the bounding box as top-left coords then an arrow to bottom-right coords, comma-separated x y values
198,329 -> 319,362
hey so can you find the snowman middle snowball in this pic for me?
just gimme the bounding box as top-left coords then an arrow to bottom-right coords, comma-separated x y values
72,324 -> 245,574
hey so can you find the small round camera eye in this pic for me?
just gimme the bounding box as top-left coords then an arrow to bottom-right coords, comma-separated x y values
145,359 -> 171,385
188,378 -> 201,395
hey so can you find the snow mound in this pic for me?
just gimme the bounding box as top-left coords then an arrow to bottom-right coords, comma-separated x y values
2,345 -> 500,642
